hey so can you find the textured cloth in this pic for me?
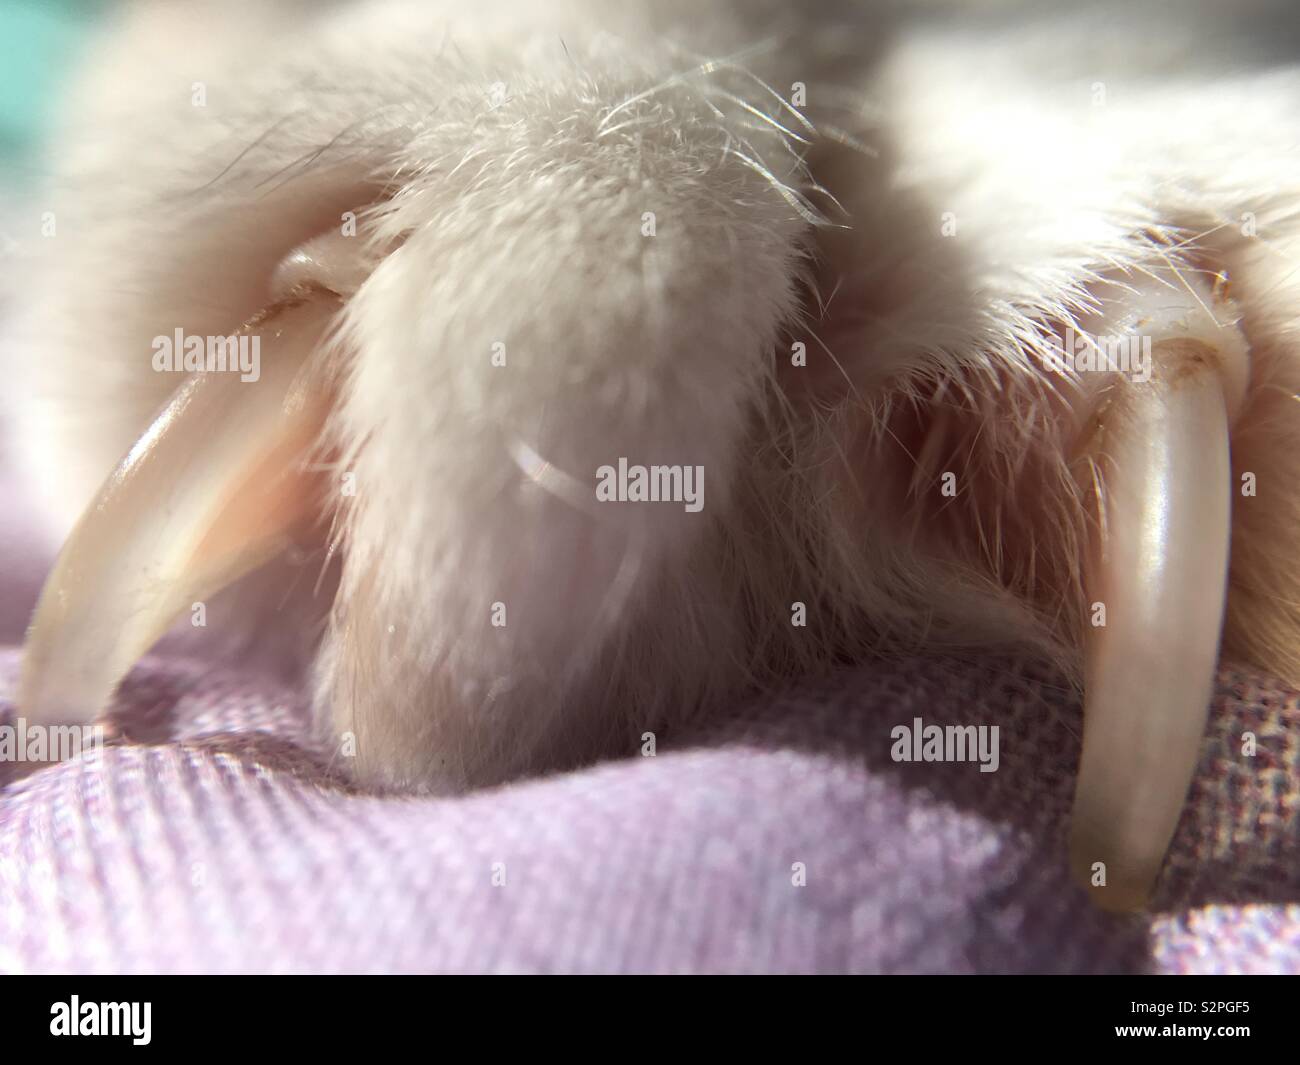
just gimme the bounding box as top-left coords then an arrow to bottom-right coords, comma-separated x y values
0,454 -> 1297,972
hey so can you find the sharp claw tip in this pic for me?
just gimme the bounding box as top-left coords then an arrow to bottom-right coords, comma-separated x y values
1068,830 -> 1158,914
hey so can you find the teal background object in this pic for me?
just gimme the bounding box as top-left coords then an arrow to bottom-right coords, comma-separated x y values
0,0 -> 109,167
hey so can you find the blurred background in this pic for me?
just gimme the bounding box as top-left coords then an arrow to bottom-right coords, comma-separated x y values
0,1 -> 109,178
0,1 -> 113,642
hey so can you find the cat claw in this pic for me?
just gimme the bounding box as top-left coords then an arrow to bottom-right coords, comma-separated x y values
1067,276 -> 1250,911
19,293 -> 339,734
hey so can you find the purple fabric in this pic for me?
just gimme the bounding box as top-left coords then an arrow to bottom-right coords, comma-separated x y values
1,451 -> 1297,972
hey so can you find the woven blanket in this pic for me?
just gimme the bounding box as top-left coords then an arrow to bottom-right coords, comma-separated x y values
0,439 -> 1296,972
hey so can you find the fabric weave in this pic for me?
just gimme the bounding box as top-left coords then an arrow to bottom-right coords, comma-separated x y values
1,435 -> 1296,973
1,639 -> 1296,973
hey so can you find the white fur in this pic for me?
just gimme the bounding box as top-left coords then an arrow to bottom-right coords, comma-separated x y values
9,0 -> 1300,789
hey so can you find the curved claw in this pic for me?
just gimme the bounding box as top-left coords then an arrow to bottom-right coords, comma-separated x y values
1070,338 -> 1235,911
19,293 -> 339,731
